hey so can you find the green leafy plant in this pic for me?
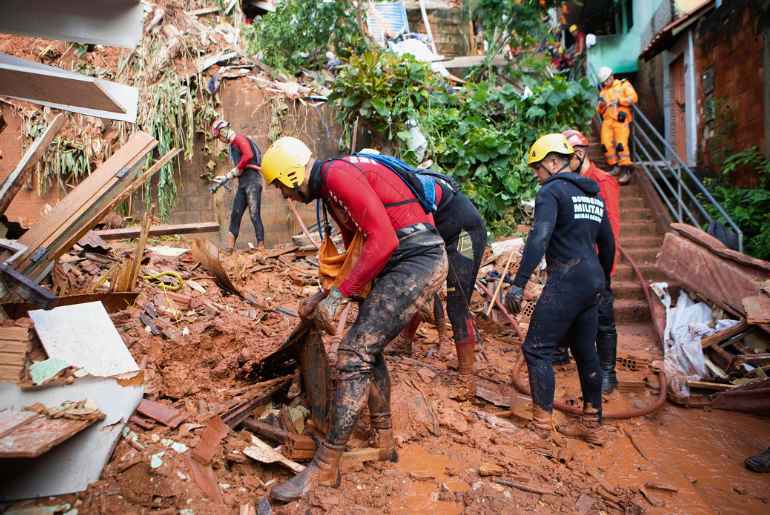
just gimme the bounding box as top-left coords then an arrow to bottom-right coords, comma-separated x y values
704,146 -> 770,260
330,49 -> 597,234
243,0 -> 369,74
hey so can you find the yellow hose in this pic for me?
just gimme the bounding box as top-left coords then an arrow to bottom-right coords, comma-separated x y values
142,271 -> 184,291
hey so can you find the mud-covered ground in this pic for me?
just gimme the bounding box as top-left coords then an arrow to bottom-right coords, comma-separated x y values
7,243 -> 770,514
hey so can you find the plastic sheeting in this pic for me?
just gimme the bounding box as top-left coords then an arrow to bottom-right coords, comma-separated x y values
651,282 -> 740,398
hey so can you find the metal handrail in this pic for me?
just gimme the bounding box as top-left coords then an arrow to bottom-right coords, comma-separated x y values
585,63 -> 743,251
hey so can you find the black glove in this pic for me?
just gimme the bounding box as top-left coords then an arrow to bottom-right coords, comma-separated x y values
505,285 -> 524,315
617,111 -> 627,123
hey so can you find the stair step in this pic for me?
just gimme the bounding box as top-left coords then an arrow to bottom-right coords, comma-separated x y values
620,207 -> 654,222
614,298 -> 651,322
619,235 -> 663,249
621,196 -> 647,209
621,247 -> 659,264
614,263 -> 668,282
620,186 -> 645,198
621,221 -> 659,236
611,280 -> 646,301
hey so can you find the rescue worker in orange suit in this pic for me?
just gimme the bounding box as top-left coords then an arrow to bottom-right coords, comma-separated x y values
563,129 -> 621,393
211,119 -> 264,252
596,66 -> 638,185
506,133 -> 614,445
259,137 -> 447,502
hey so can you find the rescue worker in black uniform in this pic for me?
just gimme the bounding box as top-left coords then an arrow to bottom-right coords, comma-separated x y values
506,133 -> 615,445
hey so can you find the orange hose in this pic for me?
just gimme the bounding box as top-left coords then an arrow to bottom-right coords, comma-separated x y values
509,244 -> 668,419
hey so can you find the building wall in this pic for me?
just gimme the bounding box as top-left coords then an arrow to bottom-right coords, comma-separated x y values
156,79 -> 341,248
406,7 -> 468,57
695,6 -> 765,186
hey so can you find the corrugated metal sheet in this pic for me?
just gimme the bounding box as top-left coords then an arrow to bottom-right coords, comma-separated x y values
366,1 -> 409,46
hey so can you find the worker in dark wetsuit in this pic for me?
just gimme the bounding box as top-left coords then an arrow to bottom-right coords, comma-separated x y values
385,168 -> 487,400
505,133 -> 615,445
258,137 -> 448,502
211,119 -> 264,251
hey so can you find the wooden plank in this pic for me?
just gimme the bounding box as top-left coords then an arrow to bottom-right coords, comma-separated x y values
127,204 -> 154,291
0,410 -> 36,438
0,412 -> 100,458
0,327 -> 29,339
0,113 -> 65,214
0,364 -> 23,381
18,133 -> 157,279
439,55 -> 507,69
687,380 -> 738,391
0,352 -> 25,364
1,292 -> 139,319
94,222 -> 220,240
701,321 -> 749,349
16,132 -> 155,263
0,341 -> 28,353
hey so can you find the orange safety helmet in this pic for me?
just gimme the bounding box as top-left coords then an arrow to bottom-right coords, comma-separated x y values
562,129 -> 589,148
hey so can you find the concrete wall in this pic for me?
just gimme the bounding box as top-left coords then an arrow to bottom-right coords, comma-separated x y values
129,79 -> 342,248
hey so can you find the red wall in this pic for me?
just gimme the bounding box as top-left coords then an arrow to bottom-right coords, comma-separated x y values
696,7 -> 765,187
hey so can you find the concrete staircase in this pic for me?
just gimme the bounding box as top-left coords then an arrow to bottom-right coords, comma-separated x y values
586,139 -> 664,324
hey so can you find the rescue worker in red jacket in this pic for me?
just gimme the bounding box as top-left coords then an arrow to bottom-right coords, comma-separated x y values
563,129 -> 621,393
259,137 -> 448,502
211,119 -> 264,251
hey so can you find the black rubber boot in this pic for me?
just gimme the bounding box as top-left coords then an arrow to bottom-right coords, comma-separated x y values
596,331 -> 618,393
745,447 -> 770,473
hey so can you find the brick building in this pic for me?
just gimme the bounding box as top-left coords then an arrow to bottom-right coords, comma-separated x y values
640,0 -> 770,187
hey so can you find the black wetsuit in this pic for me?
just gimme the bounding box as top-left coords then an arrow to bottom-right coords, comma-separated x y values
511,172 -> 614,415
434,179 -> 487,343
228,136 -> 264,243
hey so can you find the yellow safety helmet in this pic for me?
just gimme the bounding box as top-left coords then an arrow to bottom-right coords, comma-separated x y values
527,133 -> 574,165
260,136 -> 313,188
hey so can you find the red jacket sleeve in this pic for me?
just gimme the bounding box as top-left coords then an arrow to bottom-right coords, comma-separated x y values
324,163 -> 399,297
231,134 -> 254,172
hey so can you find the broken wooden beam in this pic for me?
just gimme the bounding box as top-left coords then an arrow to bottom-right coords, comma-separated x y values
701,321 -> 749,349
13,132 -> 157,282
94,221 -> 219,240
222,376 -> 293,428
687,380 -> 738,391
0,114 -> 65,214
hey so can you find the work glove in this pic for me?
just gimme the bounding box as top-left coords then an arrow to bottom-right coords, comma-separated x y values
299,289 -> 328,320
505,285 -> 524,315
315,287 -> 348,335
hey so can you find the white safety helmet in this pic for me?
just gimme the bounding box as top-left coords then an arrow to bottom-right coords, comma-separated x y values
597,66 -> 613,83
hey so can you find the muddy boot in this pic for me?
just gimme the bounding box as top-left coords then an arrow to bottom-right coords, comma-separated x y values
528,405 -> 555,440
225,232 -> 237,254
270,442 -> 344,503
597,332 -> 618,394
557,406 -> 606,446
745,448 -> 770,473
371,414 -> 398,463
451,336 -> 476,401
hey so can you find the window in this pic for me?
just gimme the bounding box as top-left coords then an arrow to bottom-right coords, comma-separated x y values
625,0 -> 634,31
